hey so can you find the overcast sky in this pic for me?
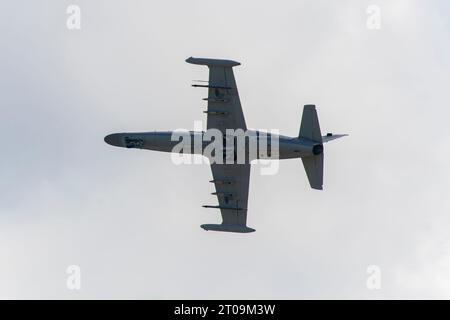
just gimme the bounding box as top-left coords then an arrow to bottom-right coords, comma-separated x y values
0,0 -> 449,299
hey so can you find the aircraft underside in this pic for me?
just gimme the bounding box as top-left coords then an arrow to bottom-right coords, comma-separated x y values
105,57 -> 347,233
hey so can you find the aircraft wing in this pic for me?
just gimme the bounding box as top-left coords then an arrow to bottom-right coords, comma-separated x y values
186,57 -> 254,233
202,163 -> 254,233
186,57 -> 247,133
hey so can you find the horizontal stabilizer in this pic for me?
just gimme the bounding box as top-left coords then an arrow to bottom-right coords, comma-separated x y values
299,104 -> 322,142
302,153 -> 324,190
201,224 -> 255,233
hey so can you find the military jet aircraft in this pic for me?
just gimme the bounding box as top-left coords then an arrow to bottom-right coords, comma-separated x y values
105,57 -> 347,233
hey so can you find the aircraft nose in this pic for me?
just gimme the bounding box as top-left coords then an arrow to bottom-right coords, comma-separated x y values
104,133 -> 123,147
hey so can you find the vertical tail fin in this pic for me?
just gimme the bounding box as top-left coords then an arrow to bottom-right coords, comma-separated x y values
299,105 -> 324,190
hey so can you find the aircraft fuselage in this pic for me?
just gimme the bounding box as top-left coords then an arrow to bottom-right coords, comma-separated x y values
104,130 -> 323,162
